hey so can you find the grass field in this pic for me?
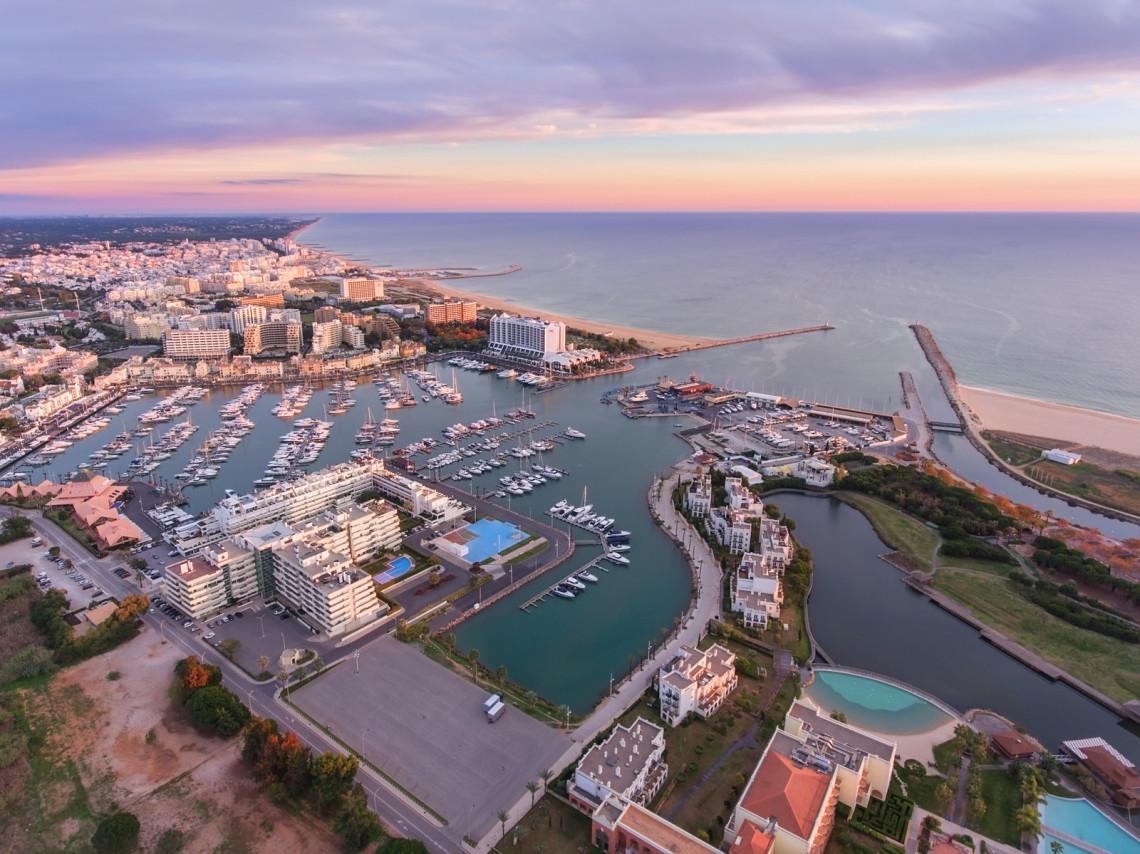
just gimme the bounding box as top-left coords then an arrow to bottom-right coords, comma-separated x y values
932,570 -> 1140,703
983,433 -> 1044,466
1026,459 -> 1140,518
975,769 -> 1021,845
937,556 -> 1017,577
505,794 -> 592,852
837,492 -> 939,573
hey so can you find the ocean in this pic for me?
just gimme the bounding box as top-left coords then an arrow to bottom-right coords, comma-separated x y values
300,212 -> 1140,419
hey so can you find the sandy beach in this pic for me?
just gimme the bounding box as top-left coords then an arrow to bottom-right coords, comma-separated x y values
960,385 -> 1140,458
400,276 -> 715,353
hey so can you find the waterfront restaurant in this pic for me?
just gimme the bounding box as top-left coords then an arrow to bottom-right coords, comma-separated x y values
1062,738 -> 1140,808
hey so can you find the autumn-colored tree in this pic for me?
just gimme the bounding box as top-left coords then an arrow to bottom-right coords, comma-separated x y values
242,716 -> 280,766
179,656 -> 218,692
114,593 -> 150,621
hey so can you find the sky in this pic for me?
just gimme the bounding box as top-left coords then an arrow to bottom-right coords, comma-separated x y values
3,0 -> 1140,213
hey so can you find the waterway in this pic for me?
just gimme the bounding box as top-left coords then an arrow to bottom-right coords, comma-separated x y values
777,491 -> 1140,763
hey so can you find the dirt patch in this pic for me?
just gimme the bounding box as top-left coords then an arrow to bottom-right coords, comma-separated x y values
7,628 -> 340,853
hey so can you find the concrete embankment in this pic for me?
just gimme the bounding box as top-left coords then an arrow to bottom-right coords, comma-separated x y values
652,322 -> 834,356
901,574 -> 1129,720
910,323 -> 1140,525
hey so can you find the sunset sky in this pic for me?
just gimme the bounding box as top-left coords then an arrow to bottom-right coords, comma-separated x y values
3,1 -> 1140,213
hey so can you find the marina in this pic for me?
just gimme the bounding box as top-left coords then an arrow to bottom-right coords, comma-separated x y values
519,552 -> 614,611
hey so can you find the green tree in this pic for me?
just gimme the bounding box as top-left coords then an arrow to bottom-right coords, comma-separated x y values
91,811 -> 140,854
185,684 -> 251,737
1014,805 -> 1042,839
154,828 -> 185,854
526,780 -> 539,806
218,638 -> 241,660
333,784 -> 381,850
468,648 -> 480,684
934,781 -> 954,814
312,752 -> 359,815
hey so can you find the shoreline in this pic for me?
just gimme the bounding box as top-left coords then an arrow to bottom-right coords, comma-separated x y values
960,385 -> 1140,458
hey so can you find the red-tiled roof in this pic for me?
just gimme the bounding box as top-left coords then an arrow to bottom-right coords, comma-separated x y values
740,751 -> 831,840
728,820 -> 777,854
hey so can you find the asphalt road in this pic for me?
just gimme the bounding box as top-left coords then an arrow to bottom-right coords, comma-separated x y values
5,507 -> 459,854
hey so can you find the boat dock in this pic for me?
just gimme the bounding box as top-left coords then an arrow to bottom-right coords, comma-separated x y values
520,553 -> 611,612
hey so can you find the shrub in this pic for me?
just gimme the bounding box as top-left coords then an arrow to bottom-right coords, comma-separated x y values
185,684 -> 252,737
91,811 -> 140,854
154,828 -> 185,854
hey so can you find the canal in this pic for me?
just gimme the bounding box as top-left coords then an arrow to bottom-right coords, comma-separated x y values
777,491 -> 1140,762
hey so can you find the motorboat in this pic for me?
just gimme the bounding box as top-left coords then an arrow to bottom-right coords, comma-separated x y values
577,570 -> 599,583
564,576 -> 586,590
605,552 -> 630,566
552,584 -> 576,600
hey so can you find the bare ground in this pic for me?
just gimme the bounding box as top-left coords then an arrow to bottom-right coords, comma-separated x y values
9,629 -> 340,854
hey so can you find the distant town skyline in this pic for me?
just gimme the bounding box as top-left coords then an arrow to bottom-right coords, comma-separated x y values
3,1 -> 1140,213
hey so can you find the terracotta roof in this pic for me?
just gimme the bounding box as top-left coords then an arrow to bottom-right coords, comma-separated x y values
740,751 -> 832,840
616,802 -> 720,853
728,820 -> 777,854
991,730 -> 1040,759
1082,746 -> 1140,793
94,516 -> 144,548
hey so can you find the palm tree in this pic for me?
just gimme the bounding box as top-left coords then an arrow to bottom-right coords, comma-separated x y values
497,810 -> 508,838
1014,805 -> 1041,839
468,649 -> 480,685
257,655 -> 270,674
539,768 -> 551,793
920,815 -> 941,835
1050,841 -> 1064,854
526,780 -> 539,806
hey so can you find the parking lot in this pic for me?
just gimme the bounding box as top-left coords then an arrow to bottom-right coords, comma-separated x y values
200,602 -> 321,677
5,538 -> 111,606
292,635 -> 569,840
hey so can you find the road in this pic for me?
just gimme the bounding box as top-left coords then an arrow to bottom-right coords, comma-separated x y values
5,507 -> 459,853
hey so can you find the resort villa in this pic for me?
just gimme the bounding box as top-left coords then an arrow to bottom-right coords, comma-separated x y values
568,717 -> 668,814
729,500 -> 793,629
724,700 -> 898,854
657,643 -> 738,728
1062,738 -> 1140,809
684,470 -> 712,519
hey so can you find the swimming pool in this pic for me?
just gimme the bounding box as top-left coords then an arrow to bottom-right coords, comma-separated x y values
373,554 -> 415,585
1039,794 -> 1140,854
804,669 -> 953,735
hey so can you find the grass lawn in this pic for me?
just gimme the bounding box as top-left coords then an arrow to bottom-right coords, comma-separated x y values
892,763 -> 948,815
837,492 -> 939,573
503,539 -> 547,566
982,433 -> 1044,467
1025,459 -> 1140,518
973,768 -> 1021,845
932,570 -> 1140,703
931,737 -> 962,774
507,794 -> 592,852
936,556 -> 1017,577
44,510 -> 103,556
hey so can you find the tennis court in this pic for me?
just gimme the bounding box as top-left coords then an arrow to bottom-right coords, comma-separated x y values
436,517 -> 527,563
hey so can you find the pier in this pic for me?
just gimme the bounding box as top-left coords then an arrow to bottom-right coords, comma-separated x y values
652,322 -> 834,356
520,552 -> 611,612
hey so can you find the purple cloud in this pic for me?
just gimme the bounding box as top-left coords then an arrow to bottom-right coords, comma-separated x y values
1,0 -> 1138,168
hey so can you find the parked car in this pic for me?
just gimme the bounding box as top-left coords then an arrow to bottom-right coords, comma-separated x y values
203,631 -> 215,640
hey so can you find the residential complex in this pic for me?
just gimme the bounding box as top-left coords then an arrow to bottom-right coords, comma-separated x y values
657,643 -> 738,727
724,700 -> 897,854
426,298 -> 478,324
311,319 -> 343,354
244,319 -> 302,355
591,800 -> 720,854
163,328 -> 231,359
163,497 -> 399,635
684,470 -> 712,518
569,718 -> 668,813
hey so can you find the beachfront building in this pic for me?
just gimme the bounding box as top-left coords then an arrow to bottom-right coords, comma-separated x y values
311,320 -> 343,354
163,328 -> 231,360
568,718 -> 668,814
338,276 -> 385,302
426,298 -> 478,324
1062,738 -> 1140,808
487,313 -> 566,361
732,551 -> 783,629
657,643 -> 738,727
685,470 -> 712,518
591,798 -> 721,854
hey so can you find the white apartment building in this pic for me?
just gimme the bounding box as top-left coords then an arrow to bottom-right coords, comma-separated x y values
338,276 -> 385,302
369,464 -> 467,523
709,508 -> 753,553
569,718 -> 668,813
657,644 -> 738,727
342,324 -> 365,349
732,552 -> 784,629
272,539 -> 384,636
163,557 -> 229,619
228,304 -> 267,333
487,313 -> 566,361
16,381 -> 84,423
177,312 -> 230,332
163,328 -> 231,360
685,471 -> 712,518
244,320 -> 302,355
311,319 -> 343,354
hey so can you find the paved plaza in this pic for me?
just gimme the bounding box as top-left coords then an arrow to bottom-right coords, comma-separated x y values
292,635 -> 570,840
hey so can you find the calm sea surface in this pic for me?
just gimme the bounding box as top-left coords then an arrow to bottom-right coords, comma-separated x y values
301,213 -> 1140,419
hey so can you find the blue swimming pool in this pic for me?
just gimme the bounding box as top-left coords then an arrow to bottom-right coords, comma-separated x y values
804,669 -> 953,735
1039,794 -> 1140,854
373,554 -> 415,585
462,518 -> 526,563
